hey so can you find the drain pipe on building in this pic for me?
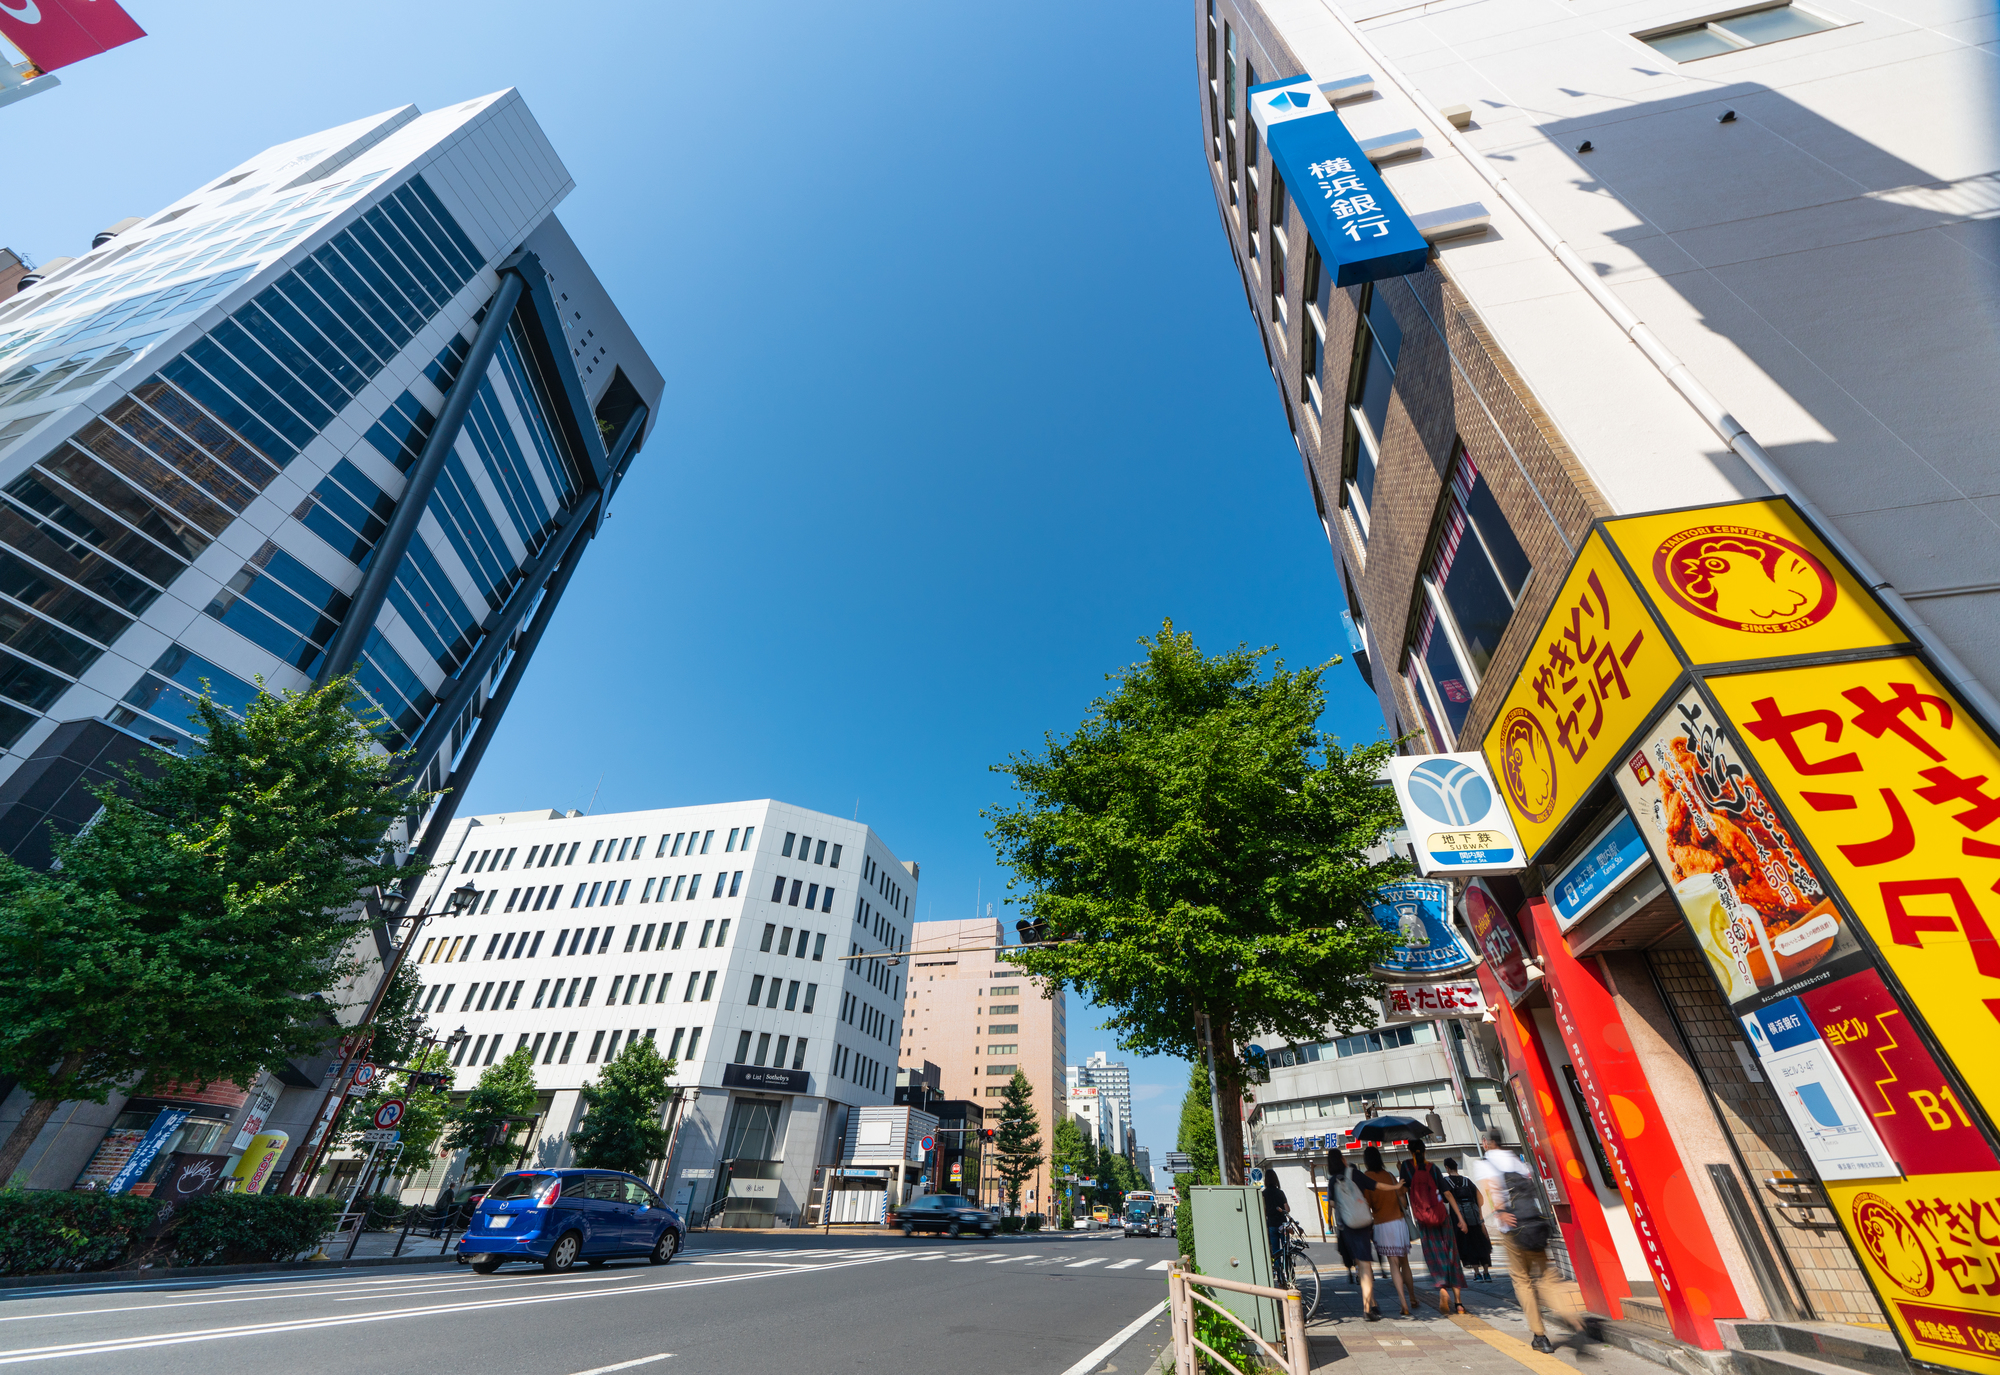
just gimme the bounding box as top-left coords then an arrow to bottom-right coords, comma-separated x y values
1312,0 -> 2000,727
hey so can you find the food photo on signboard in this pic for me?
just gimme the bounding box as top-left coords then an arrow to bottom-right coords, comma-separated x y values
1614,685 -> 1871,1009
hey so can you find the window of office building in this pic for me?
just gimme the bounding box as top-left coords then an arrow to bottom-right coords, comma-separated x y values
1640,2 -> 1838,59
1341,281 -> 1404,539
1299,238 -> 1334,415
1223,24 -> 1239,203
1407,449 -> 1532,744
1207,0 -> 1220,157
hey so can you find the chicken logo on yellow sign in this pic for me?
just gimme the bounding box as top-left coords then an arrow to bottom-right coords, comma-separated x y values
1653,524 -> 1837,635
1499,709 -> 1558,824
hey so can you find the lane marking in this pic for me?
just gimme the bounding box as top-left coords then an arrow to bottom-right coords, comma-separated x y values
1147,1260 -> 1174,1271
1056,1300 -> 1168,1375
569,1357 -> 671,1375
1106,1259 -> 1143,1270
985,1256 -> 1025,1264
684,1261 -> 824,1270
0,1271 -> 540,1323
0,1254 -> 901,1365
1065,1258 -> 1106,1269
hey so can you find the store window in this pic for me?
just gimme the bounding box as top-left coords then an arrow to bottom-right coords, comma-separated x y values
71,1105 -> 233,1193
1407,448 -> 1534,744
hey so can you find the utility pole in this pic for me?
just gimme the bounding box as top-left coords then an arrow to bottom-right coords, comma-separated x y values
1197,1013 -> 1231,1186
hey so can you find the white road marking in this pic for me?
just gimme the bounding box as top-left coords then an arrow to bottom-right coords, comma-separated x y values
1147,1260 -> 1174,1271
985,1256 -> 1025,1264
569,1357 -> 672,1375
1065,1257 -> 1106,1269
0,1253 -> 900,1365
948,1257 -> 981,1263
1106,1259 -> 1143,1270
1055,1300 -> 1168,1375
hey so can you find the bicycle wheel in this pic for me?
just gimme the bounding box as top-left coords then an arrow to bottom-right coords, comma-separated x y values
1291,1244 -> 1323,1319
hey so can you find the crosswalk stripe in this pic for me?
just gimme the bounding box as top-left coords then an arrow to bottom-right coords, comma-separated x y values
1066,1258 -> 1106,1269
986,1256 -> 1025,1264
1106,1259 -> 1143,1270
948,1257 -> 980,1263
1147,1260 -> 1173,1271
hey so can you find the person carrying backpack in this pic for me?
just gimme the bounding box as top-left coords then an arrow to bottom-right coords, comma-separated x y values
1401,1139 -> 1467,1313
1468,1128 -> 1579,1353
1327,1147 -> 1400,1321
1441,1157 -> 1492,1281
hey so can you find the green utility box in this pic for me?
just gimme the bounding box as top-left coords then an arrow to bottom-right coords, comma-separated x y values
1189,1185 -> 1279,1342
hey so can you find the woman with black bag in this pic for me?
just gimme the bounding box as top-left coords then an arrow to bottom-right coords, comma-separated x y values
1441,1157 -> 1493,1281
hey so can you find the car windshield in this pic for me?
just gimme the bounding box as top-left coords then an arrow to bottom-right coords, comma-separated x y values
486,1173 -> 556,1201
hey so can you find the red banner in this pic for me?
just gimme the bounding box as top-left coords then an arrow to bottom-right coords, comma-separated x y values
1530,898 -> 1746,1347
0,0 -> 145,72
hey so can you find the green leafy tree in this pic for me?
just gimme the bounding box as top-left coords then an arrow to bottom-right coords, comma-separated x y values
1052,1115 -> 1091,1191
363,961 -> 431,1067
1177,1060 -> 1220,1185
991,1070 -> 1043,1215
988,623 -> 1405,1183
0,678 -> 421,1185
569,1037 -> 676,1174
444,1046 -> 539,1183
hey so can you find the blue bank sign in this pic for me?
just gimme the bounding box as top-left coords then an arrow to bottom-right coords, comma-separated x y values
1248,76 -> 1429,286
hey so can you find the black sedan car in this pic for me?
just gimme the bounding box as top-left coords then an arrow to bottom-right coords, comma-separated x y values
892,1194 -> 996,1238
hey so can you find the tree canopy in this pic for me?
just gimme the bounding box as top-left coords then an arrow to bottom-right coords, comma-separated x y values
987,624 -> 1406,1182
0,677 -> 420,1185
444,1046 -> 540,1184
1177,1059 -> 1220,1185
569,1037 -> 676,1175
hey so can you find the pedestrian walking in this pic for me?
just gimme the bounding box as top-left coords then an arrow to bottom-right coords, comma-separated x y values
1362,1146 -> 1415,1317
1401,1140 -> 1468,1314
1263,1171 -> 1291,1266
1468,1128 -> 1581,1354
1441,1158 -> 1492,1281
1328,1148 -> 1395,1320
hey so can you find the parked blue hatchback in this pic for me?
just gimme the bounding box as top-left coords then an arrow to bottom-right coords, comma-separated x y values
457,1169 -> 683,1273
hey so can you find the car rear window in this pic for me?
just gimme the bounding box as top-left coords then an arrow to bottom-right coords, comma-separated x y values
487,1173 -> 556,1201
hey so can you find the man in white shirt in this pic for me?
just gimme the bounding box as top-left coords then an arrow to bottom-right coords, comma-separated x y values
1469,1128 -> 1577,1353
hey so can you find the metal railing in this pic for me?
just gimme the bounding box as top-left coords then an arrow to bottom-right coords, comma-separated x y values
1167,1263 -> 1311,1375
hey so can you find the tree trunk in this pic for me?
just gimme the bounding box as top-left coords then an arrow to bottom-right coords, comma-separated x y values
1208,1012 -> 1248,1186
0,1051 -> 86,1187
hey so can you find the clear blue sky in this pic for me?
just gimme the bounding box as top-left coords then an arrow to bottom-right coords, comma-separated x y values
6,0 -> 1388,1167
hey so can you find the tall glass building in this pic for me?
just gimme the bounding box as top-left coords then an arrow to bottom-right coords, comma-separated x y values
0,91 -> 660,870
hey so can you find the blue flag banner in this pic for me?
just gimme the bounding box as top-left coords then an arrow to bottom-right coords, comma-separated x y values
1249,75 -> 1429,286
106,1107 -> 190,1195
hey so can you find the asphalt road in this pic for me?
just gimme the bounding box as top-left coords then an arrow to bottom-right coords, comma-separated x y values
0,1227 -> 1181,1375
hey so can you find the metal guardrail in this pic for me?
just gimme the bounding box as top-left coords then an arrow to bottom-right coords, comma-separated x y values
1166,1263 -> 1311,1375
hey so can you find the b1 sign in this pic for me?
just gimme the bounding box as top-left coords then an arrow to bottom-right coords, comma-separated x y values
1386,753 -> 1525,877
1248,76 -> 1429,287
0,0 -> 144,72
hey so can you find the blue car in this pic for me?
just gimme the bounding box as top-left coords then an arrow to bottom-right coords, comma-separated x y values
457,1169 -> 684,1273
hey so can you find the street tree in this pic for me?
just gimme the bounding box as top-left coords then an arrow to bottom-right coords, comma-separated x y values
988,623 -> 1405,1184
445,1046 -> 540,1182
1177,1060 -> 1219,1185
570,1036 -> 677,1175
0,678 -> 420,1186
1052,1116 -> 1091,1190
991,1069 -> 1043,1215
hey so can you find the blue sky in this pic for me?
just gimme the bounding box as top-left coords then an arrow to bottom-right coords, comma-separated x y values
6,0 -> 1388,1169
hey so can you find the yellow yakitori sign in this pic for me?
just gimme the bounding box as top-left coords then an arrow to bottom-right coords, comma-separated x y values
1604,499 -> 1908,665
1481,532 -> 1681,859
1708,656 -> 2000,1128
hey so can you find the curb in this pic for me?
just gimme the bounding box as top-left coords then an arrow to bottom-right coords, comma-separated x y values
0,1250 -> 461,1291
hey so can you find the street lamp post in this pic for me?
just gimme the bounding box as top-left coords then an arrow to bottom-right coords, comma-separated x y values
277,880 -> 482,1197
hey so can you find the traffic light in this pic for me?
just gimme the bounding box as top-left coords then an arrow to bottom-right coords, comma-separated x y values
408,1071 -> 447,1091
1016,918 -> 1050,945
484,1119 -> 513,1146
981,1127 -> 995,1142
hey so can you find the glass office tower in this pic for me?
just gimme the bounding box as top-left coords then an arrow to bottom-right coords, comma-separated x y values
0,91 -> 660,867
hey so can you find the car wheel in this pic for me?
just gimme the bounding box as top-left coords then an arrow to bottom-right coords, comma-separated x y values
902,1222 -> 915,1236
948,1222 -> 962,1237
542,1231 -> 583,1273
651,1229 -> 680,1265
471,1256 -> 502,1274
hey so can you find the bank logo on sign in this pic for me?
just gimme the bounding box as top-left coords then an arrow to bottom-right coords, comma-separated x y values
1407,758 -> 1492,826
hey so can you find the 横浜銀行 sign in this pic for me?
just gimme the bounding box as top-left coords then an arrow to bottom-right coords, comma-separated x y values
1248,75 -> 1429,287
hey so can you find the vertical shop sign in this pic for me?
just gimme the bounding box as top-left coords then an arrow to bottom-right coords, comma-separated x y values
1707,657 -> 2000,1126
1740,996 -> 1898,1180
1533,900 -> 1746,1346
1465,882 -> 1535,1005
104,1108 -> 189,1195
1483,533 -> 1681,858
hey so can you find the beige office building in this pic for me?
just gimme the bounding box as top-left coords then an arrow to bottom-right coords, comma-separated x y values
901,915 -> 1066,1214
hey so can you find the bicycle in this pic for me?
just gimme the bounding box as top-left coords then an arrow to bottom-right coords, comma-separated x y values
1274,1217 -> 1323,1319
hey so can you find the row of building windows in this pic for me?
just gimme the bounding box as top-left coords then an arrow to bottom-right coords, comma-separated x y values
745,975 -> 820,1013
844,992 -> 893,1046
862,854 -> 906,914
1257,1078 -> 1457,1126
771,875 -> 835,912
420,966 -> 725,1018
731,1029 -> 811,1071
415,915 -> 732,966
836,1045 -> 884,1092
757,923 -> 826,960
450,1024 -> 704,1071
1265,1022 -> 1440,1069
781,832 -> 840,867
454,826 -> 757,880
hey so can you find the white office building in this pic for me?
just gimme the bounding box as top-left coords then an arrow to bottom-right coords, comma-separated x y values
1070,1050 -> 1136,1161
0,92 -> 662,1192
408,799 -> 920,1228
